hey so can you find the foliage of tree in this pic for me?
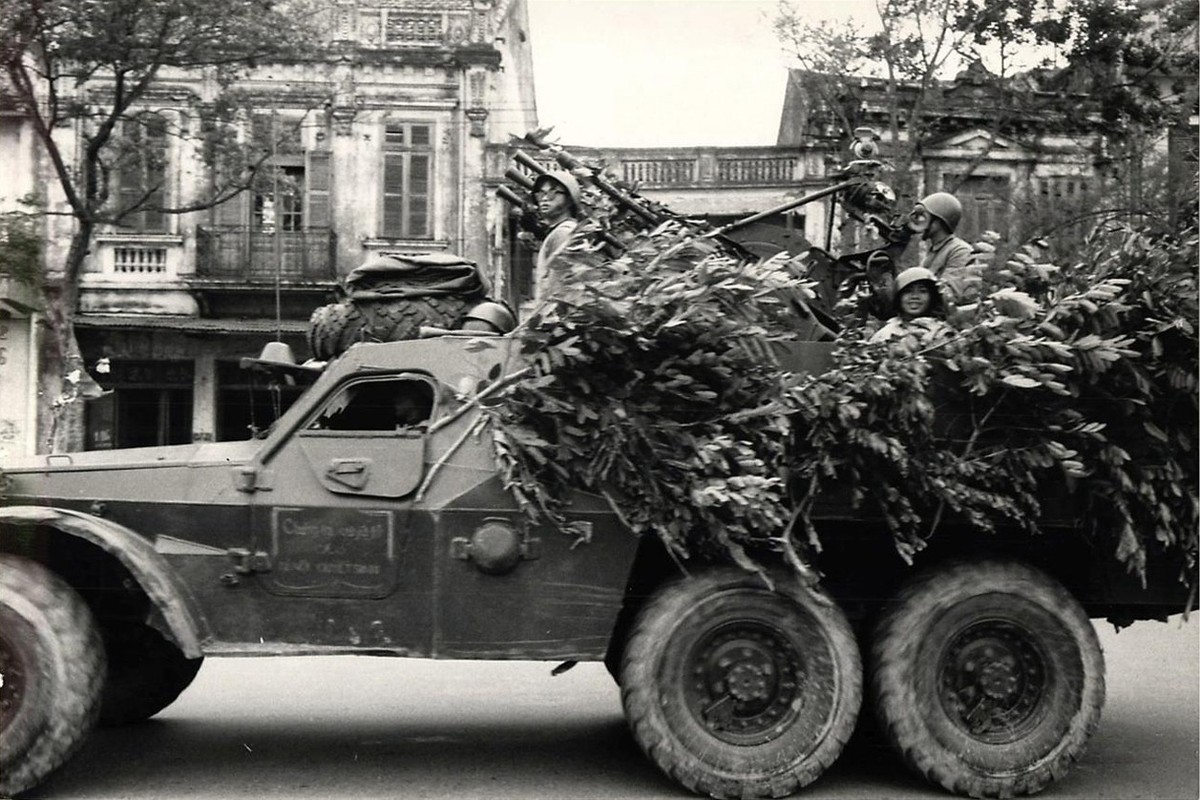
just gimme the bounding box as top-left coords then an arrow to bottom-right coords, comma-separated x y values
0,0 -> 325,450
0,208 -> 41,289
484,219 -> 1197,589
773,0 -> 1198,206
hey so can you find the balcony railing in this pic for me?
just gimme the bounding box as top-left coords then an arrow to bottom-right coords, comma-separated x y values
487,145 -> 821,191
92,234 -> 184,282
195,227 -> 337,282
717,156 -> 798,184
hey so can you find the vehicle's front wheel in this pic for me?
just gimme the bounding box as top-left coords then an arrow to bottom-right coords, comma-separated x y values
0,554 -> 106,798
621,567 -> 861,799
871,559 -> 1105,798
100,623 -> 203,726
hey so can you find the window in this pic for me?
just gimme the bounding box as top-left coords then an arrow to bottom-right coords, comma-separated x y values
311,377 -> 435,432
382,123 -> 432,239
254,165 -> 306,232
116,117 -> 168,232
212,113 -> 330,231
85,360 -> 193,449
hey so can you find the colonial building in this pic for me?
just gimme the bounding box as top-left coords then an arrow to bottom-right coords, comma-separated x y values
776,56 -> 1197,255
1,0 -> 538,455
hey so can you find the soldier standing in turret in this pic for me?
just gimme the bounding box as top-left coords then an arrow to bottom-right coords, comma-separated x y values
912,191 -> 973,275
531,171 -> 583,300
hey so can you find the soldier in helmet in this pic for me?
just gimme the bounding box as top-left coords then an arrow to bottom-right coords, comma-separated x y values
531,171 -> 583,300
912,191 -> 973,276
870,266 -> 949,343
459,301 -> 517,334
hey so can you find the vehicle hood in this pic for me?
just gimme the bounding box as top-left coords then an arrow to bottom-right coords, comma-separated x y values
1,440 -> 261,506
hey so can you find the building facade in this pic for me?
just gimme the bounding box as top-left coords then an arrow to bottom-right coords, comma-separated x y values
1,0 -> 538,456
776,64 -> 1125,257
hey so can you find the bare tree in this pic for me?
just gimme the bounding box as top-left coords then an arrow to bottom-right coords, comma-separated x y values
0,0 -> 326,450
774,0 -> 982,197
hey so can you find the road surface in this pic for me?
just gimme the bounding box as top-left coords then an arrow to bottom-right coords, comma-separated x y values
33,616 -> 1198,800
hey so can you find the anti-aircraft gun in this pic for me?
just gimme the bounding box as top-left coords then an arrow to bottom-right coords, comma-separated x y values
495,126 -> 917,330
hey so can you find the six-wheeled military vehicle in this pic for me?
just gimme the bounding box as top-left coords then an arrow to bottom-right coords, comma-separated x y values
0,329 -> 1189,799
1,129 -> 1193,799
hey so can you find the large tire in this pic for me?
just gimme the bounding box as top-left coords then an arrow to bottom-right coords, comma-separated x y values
99,623 -> 203,727
620,567 -> 862,799
356,294 -> 474,343
870,559 -> 1105,798
307,301 -> 370,361
0,554 -> 105,798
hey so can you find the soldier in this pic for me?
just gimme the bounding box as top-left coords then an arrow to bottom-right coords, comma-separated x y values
531,171 -> 583,300
912,192 -> 973,276
870,266 -> 950,343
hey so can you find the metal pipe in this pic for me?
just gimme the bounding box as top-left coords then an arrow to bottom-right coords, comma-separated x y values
496,185 -> 527,207
504,167 -> 535,190
708,179 -> 862,237
512,150 -> 549,176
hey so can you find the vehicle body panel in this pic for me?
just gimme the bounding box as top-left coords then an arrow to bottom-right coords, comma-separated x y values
0,335 -> 1189,666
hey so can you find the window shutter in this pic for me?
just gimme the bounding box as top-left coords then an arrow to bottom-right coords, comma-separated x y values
215,189 -> 248,227
142,120 -> 168,231
383,153 -> 405,237
408,153 -> 429,238
306,151 -> 331,229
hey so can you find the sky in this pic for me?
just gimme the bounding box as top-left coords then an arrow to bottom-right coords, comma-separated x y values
525,0 -> 837,147
525,0 -> 1062,148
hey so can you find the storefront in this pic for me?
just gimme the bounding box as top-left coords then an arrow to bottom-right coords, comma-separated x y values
76,316 -> 310,450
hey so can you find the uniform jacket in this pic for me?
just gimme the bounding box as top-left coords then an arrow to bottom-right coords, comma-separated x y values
534,218 -> 579,300
922,235 -> 973,275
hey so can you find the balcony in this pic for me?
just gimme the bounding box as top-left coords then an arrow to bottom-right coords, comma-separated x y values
91,234 -> 185,283
488,145 -> 825,191
195,227 -> 337,283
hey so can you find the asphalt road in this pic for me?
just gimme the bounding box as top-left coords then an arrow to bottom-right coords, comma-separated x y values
33,616 -> 1198,800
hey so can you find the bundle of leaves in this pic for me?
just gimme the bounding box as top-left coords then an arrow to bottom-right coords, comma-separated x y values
484,222 -> 819,578
794,223 -> 1197,583
486,220 -> 1197,588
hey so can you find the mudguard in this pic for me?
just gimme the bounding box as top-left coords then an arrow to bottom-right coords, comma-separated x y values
0,505 -> 208,657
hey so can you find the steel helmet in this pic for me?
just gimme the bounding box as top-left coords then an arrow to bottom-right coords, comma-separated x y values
914,192 -> 963,233
460,301 -> 517,333
532,171 -> 582,214
892,267 -> 943,315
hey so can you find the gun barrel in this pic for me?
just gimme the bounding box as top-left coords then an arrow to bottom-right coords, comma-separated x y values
710,179 -> 863,237
496,186 -> 528,207
512,150 -> 550,176
504,167 -> 536,190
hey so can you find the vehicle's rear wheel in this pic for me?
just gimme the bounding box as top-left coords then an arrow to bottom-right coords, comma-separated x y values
0,554 -> 105,798
871,559 -> 1105,798
100,623 -> 203,726
621,567 -> 861,799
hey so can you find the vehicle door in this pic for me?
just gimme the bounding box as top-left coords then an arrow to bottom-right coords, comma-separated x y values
243,372 -> 439,652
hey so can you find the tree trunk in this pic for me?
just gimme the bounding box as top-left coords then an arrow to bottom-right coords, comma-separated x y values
37,224 -> 93,454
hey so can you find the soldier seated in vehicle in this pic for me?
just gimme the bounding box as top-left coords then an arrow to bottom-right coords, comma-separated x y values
392,381 -> 435,431
869,267 -> 951,344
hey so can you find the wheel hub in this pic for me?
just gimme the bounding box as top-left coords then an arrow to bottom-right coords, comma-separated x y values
939,620 -> 1046,743
726,661 -> 771,702
685,623 -> 805,745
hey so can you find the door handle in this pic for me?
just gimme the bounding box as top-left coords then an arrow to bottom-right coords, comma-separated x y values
327,458 -> 369,489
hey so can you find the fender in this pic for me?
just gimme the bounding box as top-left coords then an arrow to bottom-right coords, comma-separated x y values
0,505 -> 208,658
